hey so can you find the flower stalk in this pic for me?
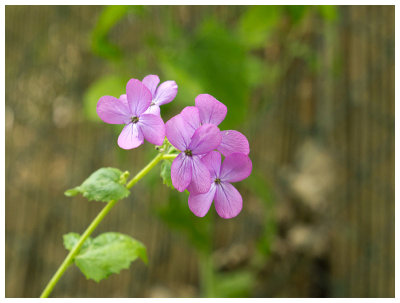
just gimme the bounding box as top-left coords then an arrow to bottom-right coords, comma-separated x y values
40,152 -> 178,298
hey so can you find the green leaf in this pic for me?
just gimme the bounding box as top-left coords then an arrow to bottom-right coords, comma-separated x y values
91,6 -> 144,59
64,188 -> 81,197
159,19 -> 249,129
63,232 -> 92,251
64,232 -> 147,282
65,167 -> 130,202
238,6 -> 282,49
160,160 -> 173,189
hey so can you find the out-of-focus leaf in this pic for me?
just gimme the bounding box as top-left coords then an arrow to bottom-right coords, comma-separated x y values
159,19 -> 249,129
160,160 -> 173,189
158,57 -> 204,107
91,5 -> 145,59
247,169 -> 276,256
318,5 -> 338,21
245,55 -> 265,87
214,270 -> 256,298
64,232 -> 147,282
83,75 -> 126,122
155,191 -> 212,252
65,167 -> 130,202
238,6 -> 282,49
285,5 -> 309,24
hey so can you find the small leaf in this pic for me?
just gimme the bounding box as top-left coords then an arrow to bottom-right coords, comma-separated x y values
118,171 -> 130,185
64,188 -> 81,197
160,160 -> 174,189
63,232 -> 92,251
65,167 -> 130,202
64,232 -> 148,282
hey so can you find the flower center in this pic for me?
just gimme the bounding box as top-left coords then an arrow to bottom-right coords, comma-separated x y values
131,116 -> 139,124
150,101 -> 155,106
214,178 -> 221,185
184,149 -> 193,157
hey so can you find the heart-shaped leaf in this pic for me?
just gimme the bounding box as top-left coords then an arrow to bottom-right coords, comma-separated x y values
63,232 -> 147,282
65,167 -> 130,202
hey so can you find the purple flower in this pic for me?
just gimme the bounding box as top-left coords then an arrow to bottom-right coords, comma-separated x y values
119,75 -> 178,116
195,94 -> 250,156
142,74 -> 178,115
188,151 -> 252,219
97,79 -> 165,150
165,107 -> 222,193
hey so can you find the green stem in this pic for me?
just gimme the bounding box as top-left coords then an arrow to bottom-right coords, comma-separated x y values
40,199 -> 118,298
40,152 -> 178,298
161,154 -> 179,160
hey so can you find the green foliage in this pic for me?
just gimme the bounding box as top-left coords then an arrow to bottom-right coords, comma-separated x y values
156,191 -> 212,252
158,19 -> 250,129
63,232 -> 92,251
65,167 -> 130,203
213,270 -> 256,298
247,169 -> 276,256
91,5 -> 145,59
63,232 -> 148,282
238,5 -> 281,49
318,5 -> 338,21
83,74 -> 127,122
160,160 -> 173,189
285,6 -> 309,24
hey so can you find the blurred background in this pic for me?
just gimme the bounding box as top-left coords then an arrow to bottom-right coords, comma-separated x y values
5,5 -> 394,298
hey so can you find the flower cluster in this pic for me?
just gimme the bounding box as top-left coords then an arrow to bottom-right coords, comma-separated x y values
97,76 -> 252,219
166,94 -> 252,218
97,75 -> 177,149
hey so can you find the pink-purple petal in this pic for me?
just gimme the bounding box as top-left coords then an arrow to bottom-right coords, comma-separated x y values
117,123 -> 144,150
220,153 -> 252,183
153,80 -> 178,105
217,130 -> 250,156
143,104 -> 161,116
188,184 -> 217,217
189,156 -> 212,194
214,182 -> 243,219
171,153 -> 193,192
126,79 -> 152,116
188,124 -> 222,155
180,106 -> 201,131
165,114 -> 194,151
195,94 -> 227,126
119,94 -> 129,108
142,74 -> 160,96
97,96 -> 131,124
201,151 -> 221,179
138,114 -> 165,146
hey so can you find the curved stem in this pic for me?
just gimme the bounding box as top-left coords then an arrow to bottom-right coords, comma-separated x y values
40,152 -> 178,298
126,153 -> 164,189
40,199 -> 118,298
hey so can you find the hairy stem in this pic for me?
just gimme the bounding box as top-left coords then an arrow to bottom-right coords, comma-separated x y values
40,152 -> 178,298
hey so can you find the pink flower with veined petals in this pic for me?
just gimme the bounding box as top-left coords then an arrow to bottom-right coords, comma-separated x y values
165,107 -> 222,194
195,94 -> 250,156
188,151 -> 252,219
119,75 -> 178,116
97,79 -> 165,150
